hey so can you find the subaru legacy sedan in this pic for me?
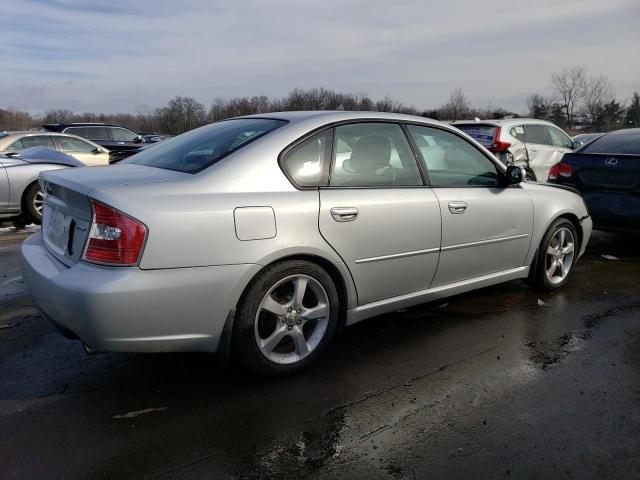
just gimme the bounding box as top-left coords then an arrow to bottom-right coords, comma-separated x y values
21,112 -> 592,375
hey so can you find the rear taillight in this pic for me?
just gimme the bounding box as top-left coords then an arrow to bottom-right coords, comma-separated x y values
548,162 -> 573,181
83,200 -> 147,266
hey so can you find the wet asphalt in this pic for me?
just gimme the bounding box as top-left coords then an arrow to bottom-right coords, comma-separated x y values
1,226 -> 639,480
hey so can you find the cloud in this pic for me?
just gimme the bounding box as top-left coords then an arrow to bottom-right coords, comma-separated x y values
1,0 -> 638,113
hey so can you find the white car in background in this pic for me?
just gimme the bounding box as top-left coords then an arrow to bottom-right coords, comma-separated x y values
0,131 -> 110,166
454,119 -> 577,182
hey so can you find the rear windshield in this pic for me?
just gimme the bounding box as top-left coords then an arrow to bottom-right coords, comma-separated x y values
454,124 -> 496,148
126,118 -> 287,173
581,131 -> 640,155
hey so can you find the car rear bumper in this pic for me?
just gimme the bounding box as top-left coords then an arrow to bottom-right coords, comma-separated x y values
20,232 -> 258,353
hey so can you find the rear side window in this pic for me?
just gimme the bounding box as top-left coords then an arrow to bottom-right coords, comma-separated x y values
281,130 -> 331,187
127,118 -> 286,173
455,124 -> 497,148
581,132 -> 640,155
524,125 -> 551,145
329,122 -> 422,187
85,127 -> 110,139
407,125 -> 501,187
13,135 -> 55,150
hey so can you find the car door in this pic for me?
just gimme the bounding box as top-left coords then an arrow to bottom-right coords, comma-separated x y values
406,124 -> 533,287
53,135 -> 108,166
546,125 -> 574,166
314,122 -> 441,306
523,124 -> 559,181
0,160 -> 9,210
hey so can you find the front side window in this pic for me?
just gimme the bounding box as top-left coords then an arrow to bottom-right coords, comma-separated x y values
509,125 -> 526,142
56,136 -> 96,153
281,131 -> 331,187
127,118 -> 286,173
329,122 -> 422,187
524,125 -> 551,145
407,125 -> 501,187
547,126 -> 573,149
110,127 -> 139,142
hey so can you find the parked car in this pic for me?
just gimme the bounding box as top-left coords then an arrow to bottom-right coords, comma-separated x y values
21,112 -> 592,375
549,128 -> 640,233
0,131 -> 109,166
42,123 -> 146,154
454,119 -> 577,181
572,133 -> 604,148
0,147 -> 82,224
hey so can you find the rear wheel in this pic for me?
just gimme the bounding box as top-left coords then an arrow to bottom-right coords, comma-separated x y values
527,218 -> 577,290
233,260 -> 340,376
23,183 -> 44,224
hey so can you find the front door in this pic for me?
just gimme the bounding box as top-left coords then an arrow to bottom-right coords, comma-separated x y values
405,124 -> 533,287
523,124 -> 561,181
318,122 -> 441,305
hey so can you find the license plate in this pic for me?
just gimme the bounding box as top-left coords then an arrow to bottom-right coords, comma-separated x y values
44,207 -> 72,255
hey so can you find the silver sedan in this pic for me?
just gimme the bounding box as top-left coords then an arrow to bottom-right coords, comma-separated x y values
21,112 -> 592,375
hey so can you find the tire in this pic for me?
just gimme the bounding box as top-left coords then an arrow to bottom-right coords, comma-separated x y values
232,260 -> 340,376
22,183 -> 44,224
527,218 -> 578,291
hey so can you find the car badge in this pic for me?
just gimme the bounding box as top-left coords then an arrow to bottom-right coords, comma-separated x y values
605,157 -> 618,167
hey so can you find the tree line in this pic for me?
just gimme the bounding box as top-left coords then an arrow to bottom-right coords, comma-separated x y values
1,66 -> 638,135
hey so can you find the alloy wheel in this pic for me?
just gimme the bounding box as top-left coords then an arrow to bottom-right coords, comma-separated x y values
545,227 -> 575,285
254,274 -> 330,365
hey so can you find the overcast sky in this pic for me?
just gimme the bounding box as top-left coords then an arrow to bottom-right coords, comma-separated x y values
1,0 -> 638,115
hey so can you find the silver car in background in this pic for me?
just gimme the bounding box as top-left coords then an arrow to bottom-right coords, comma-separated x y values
21,111 -> 592,375
454,119 -> 578,182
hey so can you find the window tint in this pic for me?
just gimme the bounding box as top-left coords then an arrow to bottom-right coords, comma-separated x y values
56,136 -> 96,153
581,132 -> 640,155
281,131 -> 331,187
5,139 -> 24,152
547,126 -> 573,149
525,124 -> 551,145
329,123 -> 422,187
110,127 -> 139,142
16,135 -> 56,150
65,127 -> 88,138
127,118 -> 286,173
407,125 -> 501,187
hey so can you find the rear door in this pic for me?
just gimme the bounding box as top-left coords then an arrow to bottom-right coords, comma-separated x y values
317,122 -> 442,305
405,124 -> 533,287
523,124 -> 561,181
0,160 -> 9,209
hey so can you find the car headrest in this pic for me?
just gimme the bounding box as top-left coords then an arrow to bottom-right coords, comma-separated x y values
344,135 -> 391,173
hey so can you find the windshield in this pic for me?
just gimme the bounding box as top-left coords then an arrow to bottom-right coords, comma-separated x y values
126,118 -> 287,173
581,131 -> 640,155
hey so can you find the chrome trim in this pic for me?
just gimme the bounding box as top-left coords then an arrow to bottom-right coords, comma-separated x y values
355,247 -> 440,264
441,233 -> 530,252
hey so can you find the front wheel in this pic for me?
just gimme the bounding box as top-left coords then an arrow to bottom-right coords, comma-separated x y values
527,218 -> 577,291
233,260 -> 340,376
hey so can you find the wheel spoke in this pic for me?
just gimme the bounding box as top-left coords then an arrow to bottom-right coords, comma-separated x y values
261,296 -> 287,316
292,277 -> 308,309
302,302 -> 329,321
547,245 -> 557,256
546,259 -> 558,278
291,328 -> 310,356
558,259 -> 567,278
558,229 -> 565,247
562,243 -> 574,255
260,325 -> 287,353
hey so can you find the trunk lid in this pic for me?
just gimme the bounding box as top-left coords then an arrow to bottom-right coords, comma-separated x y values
40,164 -> 188,266
559,152 -> 640,192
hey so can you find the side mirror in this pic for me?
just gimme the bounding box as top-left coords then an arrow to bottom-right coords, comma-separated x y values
134,135 -> 144,143
92,147 -> 103,154
572,140 -> 583,150
505,165 -> 525,185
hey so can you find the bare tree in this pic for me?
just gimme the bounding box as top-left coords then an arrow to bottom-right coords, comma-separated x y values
550,66 -> 587,129
526,93 -> 550,119
441,88 -> 470,121
582,74 -> 613,128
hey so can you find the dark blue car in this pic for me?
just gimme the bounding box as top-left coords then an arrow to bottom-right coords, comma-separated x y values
549,128 -> 640,233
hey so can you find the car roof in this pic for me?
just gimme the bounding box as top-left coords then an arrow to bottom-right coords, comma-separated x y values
231,110 -> 450,127
453,118 -> 558,127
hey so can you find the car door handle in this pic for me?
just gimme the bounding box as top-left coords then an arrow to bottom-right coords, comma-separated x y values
448,201 -> 468,214
330,207 -> 359,222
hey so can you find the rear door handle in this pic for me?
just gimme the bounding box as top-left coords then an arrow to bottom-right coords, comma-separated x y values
448,201 -> 468,214
330,207 -> 359,222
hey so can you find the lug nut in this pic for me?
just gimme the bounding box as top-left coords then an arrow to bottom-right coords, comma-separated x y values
297,319 -> 302,325
287,325 -> 293,331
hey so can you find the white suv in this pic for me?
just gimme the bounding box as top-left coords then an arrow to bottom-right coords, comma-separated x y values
454,119 -> 576,182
